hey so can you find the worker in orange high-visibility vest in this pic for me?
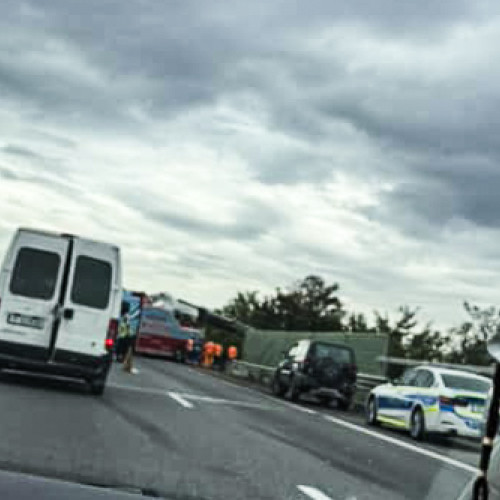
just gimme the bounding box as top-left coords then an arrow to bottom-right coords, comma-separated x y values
203,341 -> 215,367
227,345 -> 238,361
213,343 -> 223,371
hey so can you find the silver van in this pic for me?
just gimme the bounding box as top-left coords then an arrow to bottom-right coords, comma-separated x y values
0,228 -> 122,394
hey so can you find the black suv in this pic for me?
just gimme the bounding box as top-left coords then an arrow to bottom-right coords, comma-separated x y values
271,340 -> 357,409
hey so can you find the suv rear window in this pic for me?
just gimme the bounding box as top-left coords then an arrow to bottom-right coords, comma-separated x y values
441,374 -> 490,393
10,247 -> 60,300
71,256 -> 111,309
311,343 -> 353,364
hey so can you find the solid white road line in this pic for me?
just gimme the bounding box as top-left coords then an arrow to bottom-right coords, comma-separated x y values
274,398 -> 318,415
177,393 -> 272,408
167,392 -> 194,408
323,415 -> 476,474
108,383 -> 170,396
297,485 -> 335,500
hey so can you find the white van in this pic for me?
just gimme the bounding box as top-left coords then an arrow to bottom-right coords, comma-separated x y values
0,228 -> 122,394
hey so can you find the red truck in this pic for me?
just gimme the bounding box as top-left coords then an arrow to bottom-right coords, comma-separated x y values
134,306 -> 196,362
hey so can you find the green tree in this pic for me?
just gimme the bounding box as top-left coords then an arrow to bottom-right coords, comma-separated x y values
221,275 -> 345,331
445,302 -> 497,365
347,312 -> 370,332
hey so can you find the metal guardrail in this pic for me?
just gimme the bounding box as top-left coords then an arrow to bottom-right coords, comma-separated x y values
376,356 -> 495,377
229,360 -> 386,409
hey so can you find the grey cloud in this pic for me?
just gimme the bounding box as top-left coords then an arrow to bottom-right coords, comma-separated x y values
147,209 -> 264,240
0,165 -> 19,180
2,145 -> 43,160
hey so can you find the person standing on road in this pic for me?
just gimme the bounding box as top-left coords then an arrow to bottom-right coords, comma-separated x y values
116,303 -> 130,362
122,314 -> 138,374
213,343 -> 223,371
186,337 -> 194,364
227,345 -> 238,362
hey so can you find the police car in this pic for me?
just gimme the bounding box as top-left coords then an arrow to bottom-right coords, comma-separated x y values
366,366 -> 491,440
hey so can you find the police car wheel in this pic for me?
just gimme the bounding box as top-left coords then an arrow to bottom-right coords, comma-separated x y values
410,407 -> 425,441
366,396 -> 378,425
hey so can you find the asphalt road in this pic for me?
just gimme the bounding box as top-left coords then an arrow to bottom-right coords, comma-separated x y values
0,357 -> 481,499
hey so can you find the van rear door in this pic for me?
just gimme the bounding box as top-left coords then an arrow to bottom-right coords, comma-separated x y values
55,238 -> 119,359
0,231 -> 70,359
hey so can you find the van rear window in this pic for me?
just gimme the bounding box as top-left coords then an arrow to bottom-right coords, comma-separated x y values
71,256 -> 111,309
10,247 -> 61,300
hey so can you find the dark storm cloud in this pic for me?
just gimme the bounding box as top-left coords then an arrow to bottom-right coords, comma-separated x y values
2,1 -> 500,243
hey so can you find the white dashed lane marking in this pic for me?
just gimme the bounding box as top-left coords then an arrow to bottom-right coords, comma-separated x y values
297,485 -> 335,500
109,383 -> 272,409
167,392 -> 194,408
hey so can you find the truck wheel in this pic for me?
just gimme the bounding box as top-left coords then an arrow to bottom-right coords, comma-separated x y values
410,407 -> 425,441
175,350 -> 185,363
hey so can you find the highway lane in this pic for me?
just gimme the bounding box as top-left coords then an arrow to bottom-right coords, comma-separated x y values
207,368 -> 481,469
0,357 -> 480,499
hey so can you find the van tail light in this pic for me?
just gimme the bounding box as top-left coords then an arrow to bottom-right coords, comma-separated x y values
106,318 -> 118,351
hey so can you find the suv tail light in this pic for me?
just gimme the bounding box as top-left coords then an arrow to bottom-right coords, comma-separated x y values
106,318 -> 118,351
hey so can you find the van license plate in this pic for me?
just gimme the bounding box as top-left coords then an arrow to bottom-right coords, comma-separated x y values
7,313 -> 44,329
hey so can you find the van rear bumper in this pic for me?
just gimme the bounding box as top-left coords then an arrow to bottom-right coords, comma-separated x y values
0,341 -> 111,380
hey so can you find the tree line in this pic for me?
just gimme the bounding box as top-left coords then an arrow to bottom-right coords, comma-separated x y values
218,275 -> 499,366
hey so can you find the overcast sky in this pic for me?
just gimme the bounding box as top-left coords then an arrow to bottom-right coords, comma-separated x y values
1,1 -> 500,329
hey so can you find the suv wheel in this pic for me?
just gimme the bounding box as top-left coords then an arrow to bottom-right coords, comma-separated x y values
337,397 -> 352,411
271,374 -> 286,397
410,407 -> 425,441
366,396 -> 378,425
89,378 -> 106,396
318,396 -> 332,407
287,376 -> 300,402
